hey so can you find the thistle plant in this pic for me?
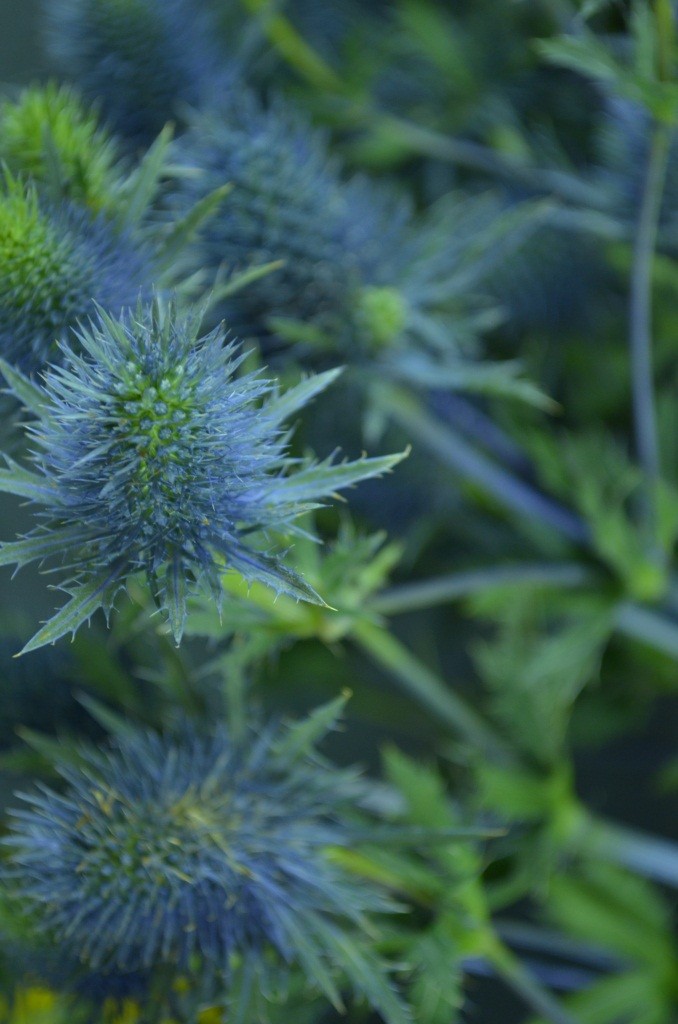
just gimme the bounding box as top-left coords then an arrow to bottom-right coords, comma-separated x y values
0,298 -> 402,653
0,83 -> 123,213
2,3 -> 678,1023
0,173 -> 149,370
44,0 -> 234,147
170,95 -> 540,400
5,712 -> 406,1023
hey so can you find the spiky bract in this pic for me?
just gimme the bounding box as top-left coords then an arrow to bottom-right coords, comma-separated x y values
0,83 -> 123,213
0,174 -> 149,369
0,299 -> 402,650
5,717 -> 393,1009
44,0 -> 233,147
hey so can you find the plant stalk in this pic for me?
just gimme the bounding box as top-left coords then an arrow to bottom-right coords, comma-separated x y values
372,562 -> 595,616
486,938 -> 583,1024
629,122 -> 670,543
351,618 -> 510,761
377,384 -> 589,545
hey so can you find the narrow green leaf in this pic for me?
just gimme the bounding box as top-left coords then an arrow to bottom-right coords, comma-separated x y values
18,577 -> 108,655
240,0 -> 344,92
208,259 -> 286,307
155,183 -> 233,277
165,553 -> 187,644
0,458 -> 57,503
118,124 -> 173,228
280,450 -> 408,504
275,691 -> 351,763
224,546 -> 327,607
0,358 -> 51,419
0,526 -> 85,568
15,728 -> 85,769
313,920 -> 411,1024
266,368 -> 343,428
76,694 -> 138,739
267,315 -> 335,350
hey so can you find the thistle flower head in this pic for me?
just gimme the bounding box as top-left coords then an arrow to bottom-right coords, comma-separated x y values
171,98 -> 427,349
0,299 -> 402,652
5,713 -> 403,1020
172,97 -> 364,342
0,83 -> 123,213
45,0 -> 234,147
0,173 -> 149,369
171,96 -> 532,391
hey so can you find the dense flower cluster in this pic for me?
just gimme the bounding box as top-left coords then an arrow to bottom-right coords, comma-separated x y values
0,82 -> 123,212
0,299 -> 401,650
0,174 -> 149,369
171,95 -> 500,364
5,716 -> 402,1019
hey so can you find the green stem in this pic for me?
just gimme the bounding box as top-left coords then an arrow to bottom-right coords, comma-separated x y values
486,938 -> 583,1024
376,113 -> 609,210
372,562 -> 595,616
352,618 -> 510,761
376,384 -> 589,544
369,564 -> 678,673
629,123 -> 670,543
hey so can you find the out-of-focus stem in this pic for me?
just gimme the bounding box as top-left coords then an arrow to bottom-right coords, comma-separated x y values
377,384 -> 590,545
351,618 -> 510,761
372,562 -> 595,616
486,938 -> 583,1024
629,123 -> 670,543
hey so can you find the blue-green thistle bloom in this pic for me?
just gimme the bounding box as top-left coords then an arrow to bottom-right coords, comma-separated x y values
0,173 -> 150,370
44,0 -> 235,147
0,299 -> 402,653
170,96 -> 541,400
0,82 -> 124,214
5,713 -> 406,1022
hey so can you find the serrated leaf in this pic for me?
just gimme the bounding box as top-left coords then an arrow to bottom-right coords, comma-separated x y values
383,747 -> 452,829
219,543 -> 327,606
266,368 -> 343,428
76,694 -> 138,739
18,577 -> 109,655
0,358 -> 51,419
164,553 -> 187,644
208,259 -> 286,307
0,458 -> 57,503
391,353 -> 556,410
15,728 -> 85,770
155,183 -> 233,277
0,526 -> 85,569
271,906 -> 344,1011
408,925 -> 464,1024
312,920 -> 411,1024
279,450 -> 408,504
118,124 -> 173,228
275,691 -> 351,763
